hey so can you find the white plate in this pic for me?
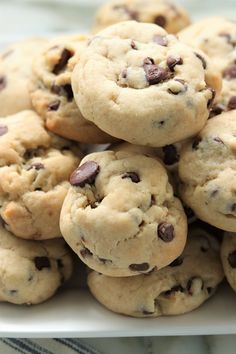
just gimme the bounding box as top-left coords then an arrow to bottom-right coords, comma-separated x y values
1,0 -> 236,338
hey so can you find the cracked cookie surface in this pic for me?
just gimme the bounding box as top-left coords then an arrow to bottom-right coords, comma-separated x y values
30,35 -> 115,144
179,17 -> 236,117
0,222 -> 73,305
93,0 -> 191,34
0,110 -> 81,240
72,21 -> 221,147
179,110 -> 236,232
60,150 -> 187,276
88,225 -> 223,317
0,38 -> 47,116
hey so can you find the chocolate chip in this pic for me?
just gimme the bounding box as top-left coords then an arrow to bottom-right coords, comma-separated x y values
142,309 -> 154,315
231,203 -> 236,213
129,263 -> 150,271
228,96 -> 236,110
122,172 -> 140,183
131,40 -> 137,49
207,88 -> 216,109
219,32 -> 232,44
213,136 -> 224,144
207,287 -> 213,294
169,257 -> 183,267
125,8 -> 139,20
143,58 -> 170,85
70,161 -> 100,187
52,48 -> 73,75
80,247 -> 93,258
210,189 -> 219,197
0,124 -> 8,136
57,259 -> 64,269
167,56 -> 183,71
184,206 -> 195,219
162,145 -> 179,165
62,84 -> 73,101
223,65 -> 236,80
48,100 -> 60,111
195,52 -> 207,69
154,15 -> 167,28
9,290 -> 18,295
51,84 -> 61,95
164,285 -> 184,296
99,257 -> 112,264
121,68 -> 127,79
0,76 -> 6,91
158,222 -> 174,242
153,35 -> 168,46
150,194 -> 156,206
210,104 -> 225,117
34,257 -> 51,270
192,137 -> 201,150
228,251 -> 236,268
27,162 -> 44,171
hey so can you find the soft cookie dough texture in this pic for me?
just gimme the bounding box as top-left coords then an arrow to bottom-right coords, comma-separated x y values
179,110 -> 236,232
30,35 -> 115,144
0,110 -> 81,240
0,223 -> 73,305
60,150 -> 187,277
179,17 -> 236,116
93,0 -> 191,34
72,21 -> 221,147
88,226 -> 224,317
221,233 -> 236,292
0,38 -> 47,116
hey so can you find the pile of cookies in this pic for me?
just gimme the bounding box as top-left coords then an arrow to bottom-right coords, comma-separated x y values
0,0 -> 235,318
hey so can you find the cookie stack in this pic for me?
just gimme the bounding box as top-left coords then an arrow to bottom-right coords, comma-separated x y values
0,0 -> 235,318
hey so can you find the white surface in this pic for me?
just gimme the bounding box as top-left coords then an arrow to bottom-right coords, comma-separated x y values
0,0 -> 236,339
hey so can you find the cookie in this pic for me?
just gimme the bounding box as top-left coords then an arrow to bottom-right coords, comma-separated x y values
0,222 -> 73,305
179,110 -> 236,232
0,38 -> 47,116
72,21 -> 221,147
179,17 -> 236,117
0,110 -> 81,240
60,150 -> 187,277
221,233 -> 236,292
30,35 -> 116,144
88,225 -> 224,317
93,0 -> 191,34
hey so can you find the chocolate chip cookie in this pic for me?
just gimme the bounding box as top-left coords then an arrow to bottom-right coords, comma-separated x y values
93,0 -> 191,34
0,110 -> 81,240
30,35 -> 116,143
0,221 -> 73,305
221,233 -> 236,292
88,225 -> 223,317
179,110 -> 236,232
179,17 -> 236,117
0,38 -> 47,116
60,150 -> 187,277
72,21 -> 221,147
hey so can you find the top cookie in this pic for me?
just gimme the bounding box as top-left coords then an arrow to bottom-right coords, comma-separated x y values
179,110 -> 236,232
179,17 -> 236,116
30,35 -> 116,144
93,0 -> 191,34
0,110 -> 81,240
0,38 -> 47,116
72,21 -> 221,147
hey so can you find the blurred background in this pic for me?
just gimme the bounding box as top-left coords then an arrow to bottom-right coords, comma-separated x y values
0,0 -> 236,45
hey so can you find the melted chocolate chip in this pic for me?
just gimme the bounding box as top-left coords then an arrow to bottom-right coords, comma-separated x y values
162,145 -> 179,165
150,194 -> 156,206
52,48 -> 73,75
213,136 -> 224,144
184,206 -> 195,219
57,259 -> 64,269
34,257 -> 51,270
207,88 -> 216,109
51,84 -> 61,95
143,58 -> 170,85
158,222 -> 174,242
80,247 -> 93,258
192,137 -> 201,150
195,52 -> 207,69
99,257 -> 112,264
210,189 -> 219,197
228,96 -> 236,110
27,162 -> 44,171
219,32 -> 232,44
167,56 -> 183,72
169,257 -> 183,267
48,100 -> 60,111
165,285 -> 184,296
122,172 -> 140,183
70,161 -> 100,187
121,68 -> 127,79
129,263 -> 149,271
125,8 -> 139,20
9,290 -> 18,295
63,84 -> 73,101
228,251 -> 236,268
0,124 -> 8,136
0,76 -> 6,91
142,309 -> 154,315
154,15 -> 167,28
231,203 -> 236,213
210,104 -> 225,117
223,65 -> 236,79
153,35 -> 168,46
131,40 -> 137,49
